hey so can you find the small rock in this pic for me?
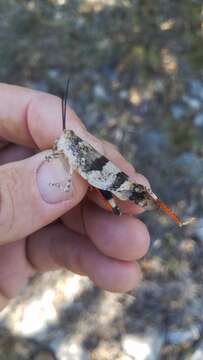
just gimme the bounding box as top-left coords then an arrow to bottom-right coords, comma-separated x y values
119,90 -> 129,99
48,68 -> 60,79
194,113 -> 203,127
190,80 -> 203,101
174,152 -> 203,179
93,84 -> 107,100
13,289 -> 57,336
98,38 -> 111,50
75,16 -> 85,28
166,324 -> 201,346
139,131 -> 168,155
32,350 -> 56,360
183,96 -> 201,111
188,218 -> 203,242
190,340 -> 203,360
129,88 -> 142,105
121,328 -> 164,360
153,79 -> 164,92
170,103 -> 187,120
194,220 -> 203,241
57,340 -> 90,360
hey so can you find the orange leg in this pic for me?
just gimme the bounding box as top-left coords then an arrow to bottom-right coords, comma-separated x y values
94,188 -> 122,215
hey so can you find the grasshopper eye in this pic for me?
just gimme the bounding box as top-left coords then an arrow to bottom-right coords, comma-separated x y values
133,184 -> 145,192
129,183 -> 145,198
129,190 -> 145,203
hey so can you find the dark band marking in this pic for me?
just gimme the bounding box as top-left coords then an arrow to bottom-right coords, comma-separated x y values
72,136 -> 83,146
112,206 -> 122,216
87,156 -> 109,171
129,190 -> 146,204
100,189 -> 113,200
99,190 -> 122,216
111,172 -> 129,190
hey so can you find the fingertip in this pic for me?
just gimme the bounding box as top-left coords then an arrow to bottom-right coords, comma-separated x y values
87,258 -> 142,293
129,218 -> 151,260
84,202 -> 150,261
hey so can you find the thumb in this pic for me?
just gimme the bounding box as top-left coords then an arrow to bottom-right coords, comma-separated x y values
0,151 -> 87,244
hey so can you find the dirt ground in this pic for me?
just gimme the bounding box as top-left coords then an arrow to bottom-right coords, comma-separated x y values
0,1 -> 203,359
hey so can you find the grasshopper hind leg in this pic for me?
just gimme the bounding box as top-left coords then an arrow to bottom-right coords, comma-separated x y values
99,189 -> 122,216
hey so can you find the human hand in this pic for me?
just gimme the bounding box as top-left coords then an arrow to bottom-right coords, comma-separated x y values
0,83 -> 150,310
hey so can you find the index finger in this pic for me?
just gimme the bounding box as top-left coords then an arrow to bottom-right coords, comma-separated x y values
0,83 -> 150,194
0,83 -> 84,148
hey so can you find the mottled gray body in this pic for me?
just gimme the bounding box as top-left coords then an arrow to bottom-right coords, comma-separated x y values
55,129 -> 154,209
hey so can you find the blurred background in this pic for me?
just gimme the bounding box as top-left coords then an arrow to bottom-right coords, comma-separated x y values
0,0 -> 203,359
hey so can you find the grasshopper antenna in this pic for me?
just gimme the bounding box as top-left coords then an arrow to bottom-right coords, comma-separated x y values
62,78 -> 70,131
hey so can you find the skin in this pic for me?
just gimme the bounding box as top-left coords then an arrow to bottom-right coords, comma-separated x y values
0,83 -> 150,311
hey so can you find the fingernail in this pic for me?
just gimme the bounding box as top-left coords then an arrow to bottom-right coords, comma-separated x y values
37,157 -> 73,203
